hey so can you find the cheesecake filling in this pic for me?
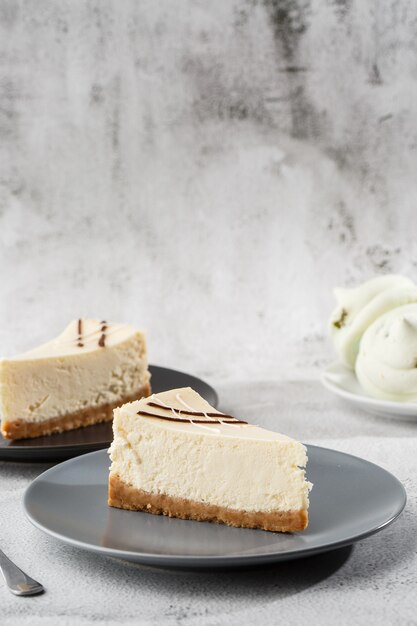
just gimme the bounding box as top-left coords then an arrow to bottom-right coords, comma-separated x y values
109,390 -> 311,515
0,319 -> 150,435
0,335 -> 149,424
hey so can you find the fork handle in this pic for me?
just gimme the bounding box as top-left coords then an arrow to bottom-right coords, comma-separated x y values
0,549 -> 44,596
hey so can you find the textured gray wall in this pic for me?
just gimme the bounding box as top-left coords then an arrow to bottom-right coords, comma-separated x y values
1,0 -> 417,381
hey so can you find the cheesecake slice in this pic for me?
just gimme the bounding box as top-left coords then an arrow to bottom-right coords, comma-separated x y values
108,387 -> 311,532
0,319 -> 151,439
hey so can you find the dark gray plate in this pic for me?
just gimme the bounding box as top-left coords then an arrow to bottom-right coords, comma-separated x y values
0,366 -> 218,462
23,445 -> 406,569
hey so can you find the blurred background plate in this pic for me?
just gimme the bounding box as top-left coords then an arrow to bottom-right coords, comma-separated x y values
0,365 -> 218,462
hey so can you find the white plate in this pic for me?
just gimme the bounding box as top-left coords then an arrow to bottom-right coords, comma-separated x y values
321,362 -> 417,421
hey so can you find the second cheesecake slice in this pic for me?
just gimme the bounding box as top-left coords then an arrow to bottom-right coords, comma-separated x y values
108,387 -> 311,532
0,319 -> 150,439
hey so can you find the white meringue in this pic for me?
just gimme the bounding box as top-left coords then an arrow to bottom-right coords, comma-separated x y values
355,303 -> 417,402
329,274 -> 415,368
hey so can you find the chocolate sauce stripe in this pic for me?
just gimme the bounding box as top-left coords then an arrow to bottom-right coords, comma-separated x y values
98,320 -> 107,347
71,327 -> 116,342
137,410 -> 247,425
77,319 -> 83,348
76,318 -> 107,348
68,321 -> 127,349
147,402 -> 235,419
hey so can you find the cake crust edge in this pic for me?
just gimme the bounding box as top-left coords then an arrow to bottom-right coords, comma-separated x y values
108,473 -> 308,533
1,383 -> 151,440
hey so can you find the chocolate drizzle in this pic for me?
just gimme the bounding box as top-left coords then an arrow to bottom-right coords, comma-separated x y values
77,319 -> 84,347
138,404 -> 248,426
75,318 -> 110,348
98,320 -> 107,348
147,402 -> 235,419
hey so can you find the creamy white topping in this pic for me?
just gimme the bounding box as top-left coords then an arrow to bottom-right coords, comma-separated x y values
356,303 -> 417,402
9,319 -> 140,359
329,275 -> 416,368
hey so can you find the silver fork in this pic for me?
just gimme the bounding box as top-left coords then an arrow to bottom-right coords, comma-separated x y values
0,549 -> 44,596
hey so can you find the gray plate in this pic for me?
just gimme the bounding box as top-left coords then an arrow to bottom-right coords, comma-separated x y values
0,365 -> 218,462
23,446 -> 406,569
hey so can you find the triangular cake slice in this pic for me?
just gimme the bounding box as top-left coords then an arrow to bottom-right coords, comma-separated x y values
108,387 -> 311,532
0,319 -> 150,439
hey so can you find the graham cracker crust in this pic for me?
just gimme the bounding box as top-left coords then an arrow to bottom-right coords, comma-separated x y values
108,473 -> 308,533
1,383 -> 151,440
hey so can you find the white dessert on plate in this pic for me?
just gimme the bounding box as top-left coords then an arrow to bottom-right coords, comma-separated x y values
356,303 -> 417,402
329,274 -> 416,368
328,273 -> 417,403
0,319 -> 150,439
108,387 -> 312,533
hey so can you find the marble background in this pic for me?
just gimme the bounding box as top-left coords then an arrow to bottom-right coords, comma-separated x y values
1,0 -> 417,382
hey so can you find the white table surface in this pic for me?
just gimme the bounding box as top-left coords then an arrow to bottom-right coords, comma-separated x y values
1,379 -> 415,626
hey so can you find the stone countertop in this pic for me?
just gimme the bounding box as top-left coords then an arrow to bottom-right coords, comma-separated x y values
1,379 -> 416,626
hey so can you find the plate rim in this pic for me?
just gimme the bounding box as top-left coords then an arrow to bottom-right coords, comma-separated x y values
321,362 -> 417,412
0,365 -> 218,457
23,445 -> 407,567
